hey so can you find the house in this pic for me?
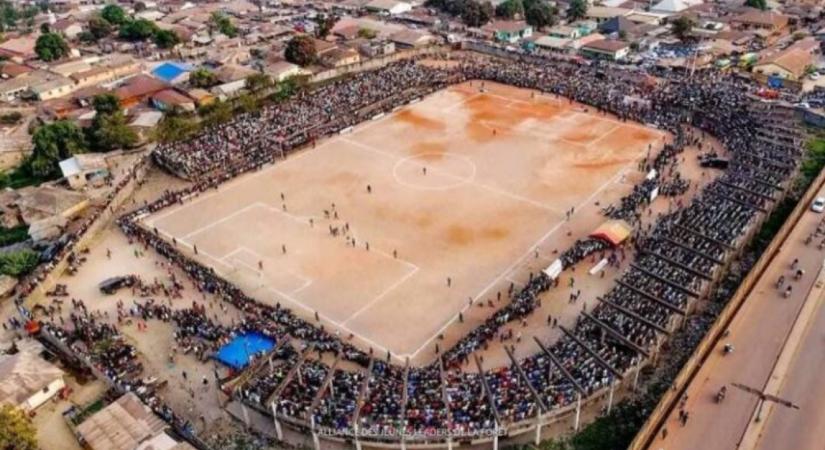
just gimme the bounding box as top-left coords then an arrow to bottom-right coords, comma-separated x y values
52,18 -> 84,39
151,61 -> 194,84
0,351 -> 65,412
265,61 -> 308,82
0,35 -> 39,62
389,30 -> 435,48
484,21 -> 533,43
151,89 -> 196,112
650,0 -> 701,15
585,7 -> 632,24
534,35 -> 572,52
364,0 -> 412,15
16,185 -> 88,227
70,55 -> 141,89
186,88 -> 215,106
320,47 -> 361,68
30,76 -> 75,100
0,61 -> 33,79
580,39 -> 630,60
74,393 -> 169,450
753,45 -> 815,82
730,9 -> 789,33
115,74 -> 168,107
598,16 -> 638,36
59,153 -> 110,189
547,25 -> 581,40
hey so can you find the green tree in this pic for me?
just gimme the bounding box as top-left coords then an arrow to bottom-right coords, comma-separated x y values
189,68 -> 218,88
153,28 -> 180,49
154,111 -> 200,143
29,120 -> 87,177
87,14 -> 112,40
462,1 -> 493,27
357,28 -> 377,39
101,3 -> 127,25
34,32 -> 69,61
200,100 -> 233,128
134,1 -> 147,12
235,93 -> 259,113
745,0 -> 767,10
566,0 -> 587,21
245,72 -> 272,93
314,13 -> 338,38
495,0 -> 523,19
0,1 -> 20,32
0,249 -> 39,276
0,405 -> 38,450
671,16 -> 695,41
210,12 -> 237,37
284,35 -> 317,67
89,93 -> 137,151
525,1 -> 556,30
118,18 -> 157,41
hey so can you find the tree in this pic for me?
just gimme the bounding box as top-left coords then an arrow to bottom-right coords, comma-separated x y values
462,0 -> 493,28
0,249 -> 39,276
671,16 -> 695,41
154,111 -> 200,143
29,120 -> 87,177
92,93 -> 119,116
0,405 -> 38,450
745,0 -> 767,10
199,100 -> 233,128
495,0 -> 523,19
153,28 -> 180,49
87,14 -> 112,40
314,13 -> 338,38
566,0 -> 587,21
525,1 -> 556,30
246,72 -> 272,93
210,12 -> 237,38
284,35 -> 317,67
357,28 -> 377,39
34,32 -> 69,61
0,1 -> 19,32
89,93 -> 136,151
134,1 -> 147,12
189,68 -> 218,88
118,18 -> 157,41
101,3 -> 127,25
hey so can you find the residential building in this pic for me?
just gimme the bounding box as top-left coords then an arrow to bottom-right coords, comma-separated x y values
483,21 -> 533,43
580,39 -> 630,60
0,351 -> 65,412
730,9 -> 790,33
364,0 -> 412,15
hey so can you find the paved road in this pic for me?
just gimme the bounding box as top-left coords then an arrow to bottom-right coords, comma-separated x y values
646,186 -> 825,450
753,283 -> 825,450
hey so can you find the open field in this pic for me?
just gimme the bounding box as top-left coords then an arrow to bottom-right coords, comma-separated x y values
143,81 -> 665,362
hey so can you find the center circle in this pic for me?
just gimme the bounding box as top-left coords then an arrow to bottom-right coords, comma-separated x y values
392,153 -> 477,190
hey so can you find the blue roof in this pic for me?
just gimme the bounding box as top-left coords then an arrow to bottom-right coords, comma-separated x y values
151,62 -> 193,83
214,332 -> 276,370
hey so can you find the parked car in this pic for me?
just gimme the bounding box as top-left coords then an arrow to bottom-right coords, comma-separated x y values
811,197 -> 825,213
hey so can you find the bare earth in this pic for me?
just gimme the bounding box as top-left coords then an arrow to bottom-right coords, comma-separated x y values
142,81 -> 665,362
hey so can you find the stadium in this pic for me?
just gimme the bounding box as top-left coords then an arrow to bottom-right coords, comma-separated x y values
33,50 -> 804,450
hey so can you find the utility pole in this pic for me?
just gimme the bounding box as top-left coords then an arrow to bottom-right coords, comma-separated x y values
731,382 -> 800,423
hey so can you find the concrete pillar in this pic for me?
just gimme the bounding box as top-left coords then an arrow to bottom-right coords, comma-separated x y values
633,365 -> 641,391
241,402 -> 250,427
311,417 -> 320,450
271,402 -> 283,440
534,413 -> 543,445
607,380 -> 616,414
575,393 -> 582,431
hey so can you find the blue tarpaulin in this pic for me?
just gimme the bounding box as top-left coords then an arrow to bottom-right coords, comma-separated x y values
151,62 -> 192,83
214,332 -> 275,370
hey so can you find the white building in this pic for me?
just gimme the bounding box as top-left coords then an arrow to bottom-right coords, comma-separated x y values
365,0 -> 412,15
0,351 -> 65,412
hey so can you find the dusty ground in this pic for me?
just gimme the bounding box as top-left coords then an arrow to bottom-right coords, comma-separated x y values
142,81 -> 666,363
